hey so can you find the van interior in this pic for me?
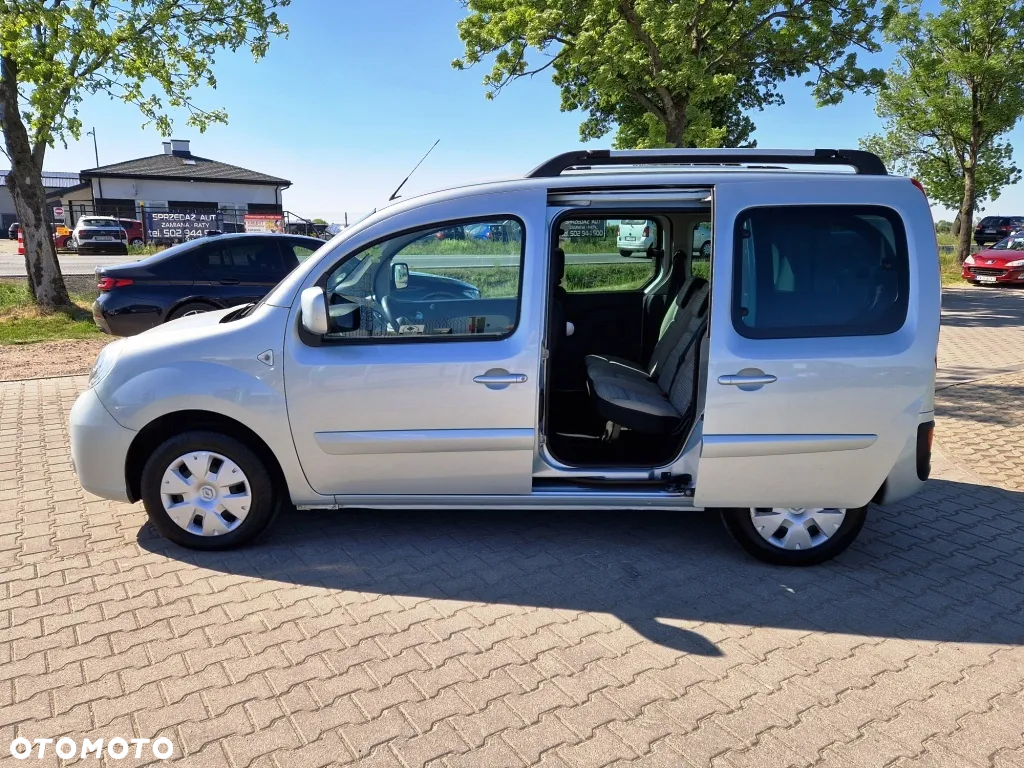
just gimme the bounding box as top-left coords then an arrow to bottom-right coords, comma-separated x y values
541,208 -> 713,472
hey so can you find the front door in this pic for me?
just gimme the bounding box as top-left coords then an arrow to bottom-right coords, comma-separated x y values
284,197 -> 544,497
696,181 -> 939,509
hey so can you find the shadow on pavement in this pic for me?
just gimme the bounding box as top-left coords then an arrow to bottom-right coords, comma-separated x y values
138,479 -> 1024,656
942,285 -> 1024,328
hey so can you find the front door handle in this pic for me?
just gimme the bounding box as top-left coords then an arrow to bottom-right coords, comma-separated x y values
219,278 -> 240,285
718,370 -> 777,391
474,370 -> 528,390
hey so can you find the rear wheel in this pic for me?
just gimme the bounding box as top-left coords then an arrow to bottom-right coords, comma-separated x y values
721,506 -> 867,566
167,302 -> 216,321
140,431 -> 280,549
699,241 -> 712,259
129,238 -> 144,246
618,249 -> 633,258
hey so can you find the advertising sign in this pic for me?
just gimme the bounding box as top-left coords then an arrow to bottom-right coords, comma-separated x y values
244,213 -> 284,233
145,211 -> 222,241
564,219 -> 607,240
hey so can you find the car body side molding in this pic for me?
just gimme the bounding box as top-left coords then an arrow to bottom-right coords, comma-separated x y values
702,434 -> 877,458
314,428 -> 535,456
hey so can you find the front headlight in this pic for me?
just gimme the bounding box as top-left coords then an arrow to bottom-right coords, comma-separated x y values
964,255 -> 975,265
88,341 -> 124,389
1005,259 -> 1024,268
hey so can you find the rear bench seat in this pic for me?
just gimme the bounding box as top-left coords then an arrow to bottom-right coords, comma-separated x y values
586,281 -> 710,434
584,276 -> 707,387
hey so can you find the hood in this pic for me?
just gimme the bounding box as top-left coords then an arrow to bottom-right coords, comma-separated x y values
973,248 -> 1024,265
128,306 -> 236,343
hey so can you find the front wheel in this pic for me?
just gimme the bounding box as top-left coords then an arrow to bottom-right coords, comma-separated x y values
140,431 -> 280,549
721,506 -> 867,566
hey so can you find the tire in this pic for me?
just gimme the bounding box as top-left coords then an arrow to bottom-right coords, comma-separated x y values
140,430 -> 280,550
619,249 -> 633,258
129,238 -> 144,246
699,241 -> 711,259
721,506 -> 868,566
166,302 -> 216,321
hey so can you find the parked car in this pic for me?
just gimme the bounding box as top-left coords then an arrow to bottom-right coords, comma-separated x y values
53,225 -> 73,250
973,216 -> 1024,247
962,233 -> 1024,285
8,222 -> 19,240
617,219 -> 656,257
693,222 -> 712,259
70,147 -> 938,567
72,216 -> 128,255
116,218 -> 145,246
92,232 -> 479,337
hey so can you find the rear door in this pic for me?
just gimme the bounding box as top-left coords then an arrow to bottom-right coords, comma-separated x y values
696,179 -> 939,509
195,237 -> 288,305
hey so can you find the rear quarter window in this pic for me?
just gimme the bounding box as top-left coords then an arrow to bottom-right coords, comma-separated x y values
733,205 -> 909,339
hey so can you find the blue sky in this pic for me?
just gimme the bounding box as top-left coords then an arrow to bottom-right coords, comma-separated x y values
41,0 -> 1024,223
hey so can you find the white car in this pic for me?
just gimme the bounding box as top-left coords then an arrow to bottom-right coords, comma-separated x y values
617,219 -> 656,257
70,148 -> 939,566
693,222 -> 712,259
72,216 -> 128,255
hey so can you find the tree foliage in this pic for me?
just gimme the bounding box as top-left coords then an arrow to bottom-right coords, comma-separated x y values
861,0 -> 1024,262
454,0 -> 885,149
0,0 -> 289,307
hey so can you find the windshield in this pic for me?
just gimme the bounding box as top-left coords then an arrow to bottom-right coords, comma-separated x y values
992,235 -> 1024,251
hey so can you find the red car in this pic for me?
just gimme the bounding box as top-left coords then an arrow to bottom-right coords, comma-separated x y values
962,233 -> 1024,285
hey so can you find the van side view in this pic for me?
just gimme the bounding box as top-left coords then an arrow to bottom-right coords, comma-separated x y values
70,148 -> 940,565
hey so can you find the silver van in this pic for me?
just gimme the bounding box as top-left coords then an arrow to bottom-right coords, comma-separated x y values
70,148 -> 940,565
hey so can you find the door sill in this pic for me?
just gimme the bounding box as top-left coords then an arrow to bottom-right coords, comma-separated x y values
316,490 -> 698,511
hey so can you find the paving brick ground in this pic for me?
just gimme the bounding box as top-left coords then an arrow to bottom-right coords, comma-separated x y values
1,286 -> 1023,767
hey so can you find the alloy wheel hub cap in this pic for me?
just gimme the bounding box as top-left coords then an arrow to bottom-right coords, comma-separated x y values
749,507 -> 847,551
160,451 -> 252,536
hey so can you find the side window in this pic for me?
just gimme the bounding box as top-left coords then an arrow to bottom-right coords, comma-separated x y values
290,241 -> 319,264
692,221 -> 712,279
733,206 -> 909,339
196,239 -> 285,279
322,218 -> 523,341
558,218 -> 658,292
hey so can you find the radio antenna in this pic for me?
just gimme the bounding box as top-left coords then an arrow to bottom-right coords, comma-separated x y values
389,139 -> 440,201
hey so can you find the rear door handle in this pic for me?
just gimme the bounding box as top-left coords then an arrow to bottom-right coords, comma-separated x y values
718,371 -> 777,391
219,278 -> 240,285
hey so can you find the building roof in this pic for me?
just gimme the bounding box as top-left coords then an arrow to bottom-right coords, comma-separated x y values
0,170 -> 83,189
80,153 -> 291,187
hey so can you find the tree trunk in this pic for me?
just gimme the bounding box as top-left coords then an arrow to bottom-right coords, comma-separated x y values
950,211 -> 961,238
0,56 -> 70,308
666,118 -> 686,147
956,167 -> 976,264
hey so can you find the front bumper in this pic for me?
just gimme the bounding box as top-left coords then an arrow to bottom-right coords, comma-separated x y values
70,387 -> 136,503
962,266 -> 1024,284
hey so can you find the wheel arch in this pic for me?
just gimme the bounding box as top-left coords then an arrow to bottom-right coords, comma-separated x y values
164,297 -> 223,321
125,410 -> 287,503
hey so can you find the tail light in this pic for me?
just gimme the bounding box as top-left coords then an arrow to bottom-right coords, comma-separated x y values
910,178 -> 927,198
97,277 -> 133,291
643,225 -> 650,237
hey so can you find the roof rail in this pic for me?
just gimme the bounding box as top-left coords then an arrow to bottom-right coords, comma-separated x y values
526,148 -> 887,178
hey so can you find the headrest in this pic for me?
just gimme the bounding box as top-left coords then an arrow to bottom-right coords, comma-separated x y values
552,247 -> 566,281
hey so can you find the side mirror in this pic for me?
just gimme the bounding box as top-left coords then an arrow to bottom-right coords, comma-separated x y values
393,262 -> 409,290
299,286 -> 329,335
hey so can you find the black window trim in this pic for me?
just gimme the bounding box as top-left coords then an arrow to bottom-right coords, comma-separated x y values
304,214 -> 527,347
731,203 -> 910,341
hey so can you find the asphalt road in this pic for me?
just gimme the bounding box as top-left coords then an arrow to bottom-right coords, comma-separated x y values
0,240 -> 643,276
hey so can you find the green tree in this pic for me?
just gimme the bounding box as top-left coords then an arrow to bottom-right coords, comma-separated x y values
861,0 -> 1024,262
312,217 -> 328,225
454,0 -> 884,149
0,0 -> 289,308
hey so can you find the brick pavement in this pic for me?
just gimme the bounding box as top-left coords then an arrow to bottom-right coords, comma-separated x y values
1,287 -> 1023,767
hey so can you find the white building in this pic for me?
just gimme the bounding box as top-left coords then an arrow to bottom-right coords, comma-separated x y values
49,139 -> 291,228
